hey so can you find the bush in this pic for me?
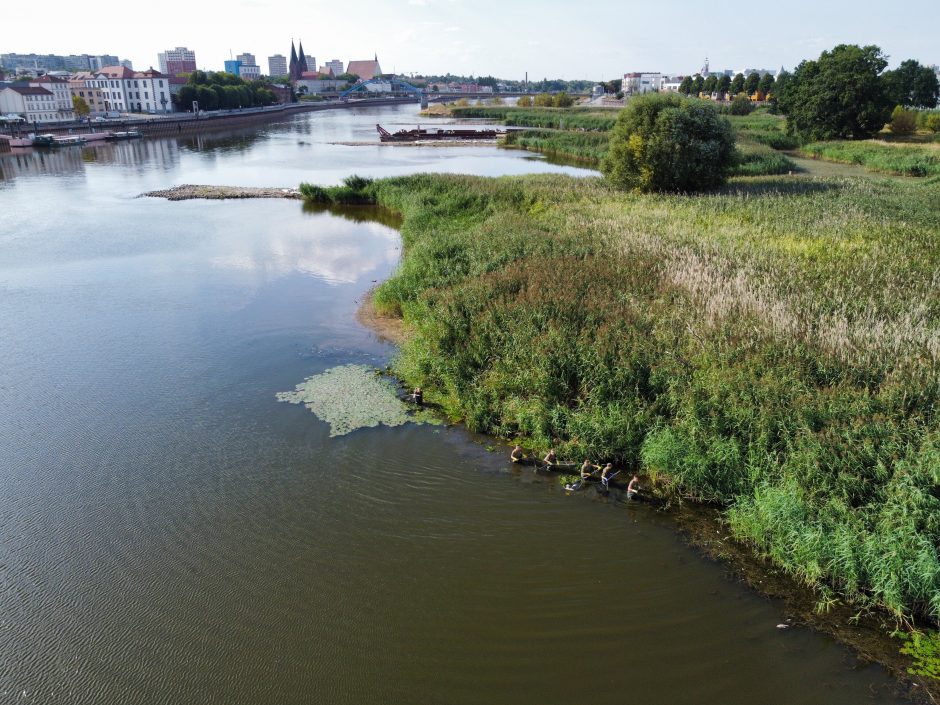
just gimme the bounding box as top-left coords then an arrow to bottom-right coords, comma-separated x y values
516,95 -> 532,107
924,113 -> 940,133
890,105 -> 918,134
553,92 -> 574,108
533,93 -> 554,107
601,93 -> 736,192
730,92 -> 754,115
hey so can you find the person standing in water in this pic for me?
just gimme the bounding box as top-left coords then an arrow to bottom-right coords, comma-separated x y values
411,387 -> 423,405
627,475 -> 640,499
511,444 -> 525,462
543,448 -> 557,467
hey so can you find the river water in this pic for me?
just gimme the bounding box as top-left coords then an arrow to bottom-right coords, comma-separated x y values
0,104 -> 911,704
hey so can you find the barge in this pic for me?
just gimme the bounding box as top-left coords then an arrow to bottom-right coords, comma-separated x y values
376,123 -> 504,142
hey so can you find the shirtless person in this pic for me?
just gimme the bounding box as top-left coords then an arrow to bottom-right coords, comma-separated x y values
627,474 -> 640,499
542,448 -> 558,467
511,444 -> 525,462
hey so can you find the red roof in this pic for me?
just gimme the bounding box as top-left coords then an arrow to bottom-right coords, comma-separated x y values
97,65 -> 135,79
345,60 -> 382,81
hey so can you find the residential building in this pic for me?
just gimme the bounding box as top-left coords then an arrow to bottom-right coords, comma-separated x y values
224,60 -> 242,76
305,56 -> 316,74
662,76 -> 686,92
94,66 -> 173,113
0,85 -> 63,123
69,72 -> 107,114
237,55 -> 261,81
325,59 -> 344,76
0,52 -> 127,74
268,54 -> 288,77
346,57 -> 382,81
157,47 -> 196,77
622,72 -> 663,94
317,65 -> 334,77
28,75 -> 74,120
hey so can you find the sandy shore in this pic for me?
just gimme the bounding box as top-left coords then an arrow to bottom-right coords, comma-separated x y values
356,289 -> 407,345
143,184 -> 301,201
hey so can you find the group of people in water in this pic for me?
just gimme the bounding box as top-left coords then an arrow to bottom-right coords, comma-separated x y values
511,445 -> 640,498
407,388 -> 640,499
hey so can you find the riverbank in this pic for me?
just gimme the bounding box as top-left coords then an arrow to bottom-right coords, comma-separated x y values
299,170 -> 940,694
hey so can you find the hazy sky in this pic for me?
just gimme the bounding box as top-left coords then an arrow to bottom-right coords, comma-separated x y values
4,0 -> 938,79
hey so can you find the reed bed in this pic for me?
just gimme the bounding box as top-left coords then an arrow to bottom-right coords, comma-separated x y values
300,172 -> 940,623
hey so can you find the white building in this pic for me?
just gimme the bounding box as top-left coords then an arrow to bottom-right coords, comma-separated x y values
661,76 -> 685,93
29,75 -> 74,120
268,54 -> 288,77
0,85 -> 63,123
94,66 -> 173,113
235,53 -> 261,80
622,72 -> 663,94
70,72 -> 107,115
325,59 -> 344,76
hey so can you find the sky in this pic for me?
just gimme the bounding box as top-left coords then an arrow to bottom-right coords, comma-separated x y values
3,0 -> 938,79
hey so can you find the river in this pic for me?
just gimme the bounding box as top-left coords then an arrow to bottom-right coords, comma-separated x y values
0,103 -> 911,704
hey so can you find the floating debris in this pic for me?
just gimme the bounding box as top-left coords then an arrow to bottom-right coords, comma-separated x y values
276,364 -> 438,436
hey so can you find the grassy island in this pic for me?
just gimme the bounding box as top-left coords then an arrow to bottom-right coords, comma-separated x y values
301,170 -> 940,625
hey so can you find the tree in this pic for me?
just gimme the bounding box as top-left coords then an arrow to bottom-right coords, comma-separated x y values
730,73 -> 745,95
925,113 -> 940,133
770,70 -> 792,113
703,75 -> 717,94
730,92 -> 754,115
691,74 -> 704,95
678,76 -> 693,95
783,44 -> 892,140
889,105 -> 917,134
601,93 -> 736,193
883,59 -> 940,108
72,95 -> 90,117
553,91 -> 573,107
516,95 -> 533,107
744,72 -> 760,96
758,73 -> 775,98
533,93 -> 554,107
717,74 -> 731,96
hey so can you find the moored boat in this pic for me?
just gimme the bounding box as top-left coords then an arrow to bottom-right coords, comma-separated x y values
376,123 -> 504,142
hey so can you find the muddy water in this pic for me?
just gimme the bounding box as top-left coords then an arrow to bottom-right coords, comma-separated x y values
0,105 -> 911,703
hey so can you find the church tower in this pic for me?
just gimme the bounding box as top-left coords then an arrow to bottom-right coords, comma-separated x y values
297,40 -> 309,75
289,41 -> 299,81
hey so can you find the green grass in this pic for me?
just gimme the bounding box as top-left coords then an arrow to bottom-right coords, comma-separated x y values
801,140 -> 940,177
449,106 -> 619,132
301,171 -> 940,624
727,112 -> 801,150
501,129 -> 610,163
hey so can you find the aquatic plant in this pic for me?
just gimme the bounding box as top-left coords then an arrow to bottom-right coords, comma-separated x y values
276,364 -> 438,436
897,631 -> 940,679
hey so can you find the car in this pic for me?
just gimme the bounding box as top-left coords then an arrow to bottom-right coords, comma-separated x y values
92,116 -> 108,123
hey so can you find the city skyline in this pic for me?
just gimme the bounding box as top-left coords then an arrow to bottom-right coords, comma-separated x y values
3,0 -> 938,80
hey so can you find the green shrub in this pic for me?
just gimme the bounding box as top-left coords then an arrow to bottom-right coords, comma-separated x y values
730,92 -> 754,115
601,93 -> 736,192
925,113 -> 940,133
553,92 -> 574,108
533,93 -> 554,107
890,105 -> 918,134
516,95 -> 532,107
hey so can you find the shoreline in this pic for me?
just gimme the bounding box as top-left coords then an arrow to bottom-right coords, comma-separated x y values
352,290 -> 929,704
152,180 -> 939,701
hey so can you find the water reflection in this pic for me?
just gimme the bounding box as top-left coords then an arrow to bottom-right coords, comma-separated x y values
208,206 -> 400,285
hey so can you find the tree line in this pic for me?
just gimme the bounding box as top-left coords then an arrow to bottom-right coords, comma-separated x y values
173,70 -> 277,112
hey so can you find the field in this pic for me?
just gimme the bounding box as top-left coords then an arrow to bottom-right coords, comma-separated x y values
800,140 -> 940,177
301,171 -> 940,624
